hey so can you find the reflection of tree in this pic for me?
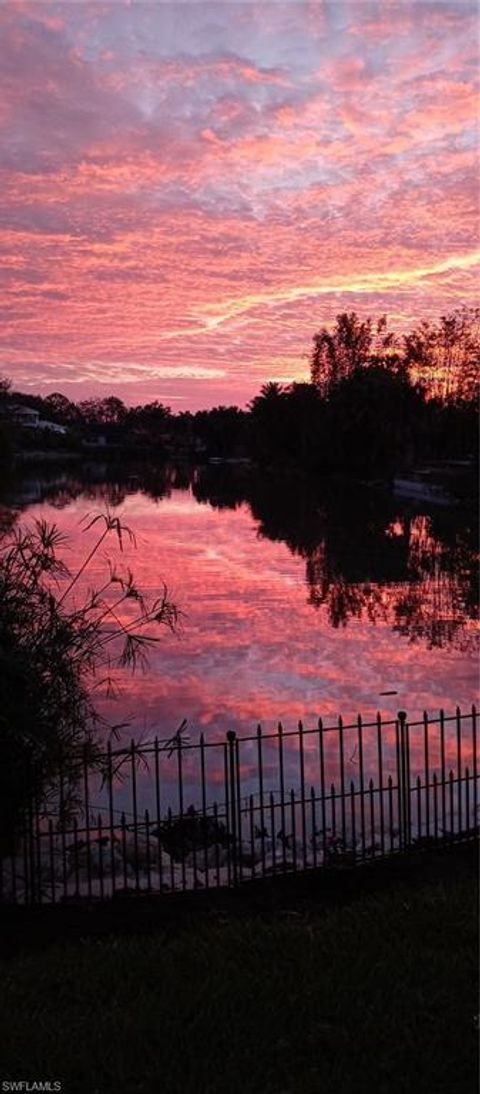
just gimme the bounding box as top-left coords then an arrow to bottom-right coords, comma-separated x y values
304,502 -> 477,651
307,567 -> 388,628
310,509 -> 478,652
389,516 -> 478,651
192,466 -> 249,511
301,492 -> 410,629
2,463 -> 477,655
192,467 -> 478,653
392,584 -> 473,651
0,464 -> 182,517
0,506 -> 18,535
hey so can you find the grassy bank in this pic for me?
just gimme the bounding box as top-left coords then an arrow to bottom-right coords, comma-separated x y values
0,862 -> 478,1094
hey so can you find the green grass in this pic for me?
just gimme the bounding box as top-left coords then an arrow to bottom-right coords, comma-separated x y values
0,875 -> 477,1094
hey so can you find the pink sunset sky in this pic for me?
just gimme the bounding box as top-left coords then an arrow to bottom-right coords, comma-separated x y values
1,0 -> 479,410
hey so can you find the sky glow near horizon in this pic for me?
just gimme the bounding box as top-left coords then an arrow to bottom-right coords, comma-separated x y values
1,0 -> 479,409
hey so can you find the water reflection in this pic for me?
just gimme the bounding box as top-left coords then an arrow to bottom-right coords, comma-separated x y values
0,462 -> 477,738
306,513 -> 478,653
0,461 -> 181,512
190,467 -> 478,654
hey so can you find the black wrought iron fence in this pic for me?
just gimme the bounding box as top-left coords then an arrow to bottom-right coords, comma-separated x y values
1,706 -> 478,905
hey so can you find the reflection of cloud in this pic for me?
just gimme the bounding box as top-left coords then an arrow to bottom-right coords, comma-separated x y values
17,484 -> 478,750
0,1 -> 478,406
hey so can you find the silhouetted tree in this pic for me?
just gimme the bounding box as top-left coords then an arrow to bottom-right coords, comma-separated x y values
323,365 -> 425,478
0,377 -> 11,405
125,401 -> 171,433
310,313 -> 399,396
249,383 -> 288,463
193,405 -> 249,457
79,396 -> 127,425
43,393 -> 81,425
404,306 -> 480,405
0,378 -> 14,464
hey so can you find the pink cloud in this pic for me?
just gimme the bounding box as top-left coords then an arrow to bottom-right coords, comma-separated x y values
0,0 -> 478,405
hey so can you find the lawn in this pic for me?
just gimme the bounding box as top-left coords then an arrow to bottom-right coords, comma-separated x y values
0,866 -> 477,1094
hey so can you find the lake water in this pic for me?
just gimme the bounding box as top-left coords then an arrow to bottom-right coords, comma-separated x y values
1,460 -> 478,893
2,461 -> 477,749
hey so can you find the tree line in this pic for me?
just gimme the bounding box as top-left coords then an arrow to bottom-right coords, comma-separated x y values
1,306 -> 478,478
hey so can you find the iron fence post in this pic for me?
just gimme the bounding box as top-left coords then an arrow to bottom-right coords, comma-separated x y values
398,710 -> 411,849
27,758 -> 36,905
227,730 -> 238,885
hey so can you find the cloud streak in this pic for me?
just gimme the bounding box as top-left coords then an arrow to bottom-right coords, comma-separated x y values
0,0 -> 478,406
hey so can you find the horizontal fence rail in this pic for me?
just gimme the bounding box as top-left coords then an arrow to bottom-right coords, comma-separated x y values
0,707 -> 478,906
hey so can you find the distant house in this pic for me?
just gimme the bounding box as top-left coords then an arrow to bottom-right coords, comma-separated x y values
11,405 -> 67,435
11,405 -> 41,427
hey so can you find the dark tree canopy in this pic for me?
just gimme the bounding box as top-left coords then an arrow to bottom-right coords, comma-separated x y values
79,396 -> 128,425
404,306 -> 480,405
43,392 -> 81,424
0,514 -> 178,838
310,312 -> 401,396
